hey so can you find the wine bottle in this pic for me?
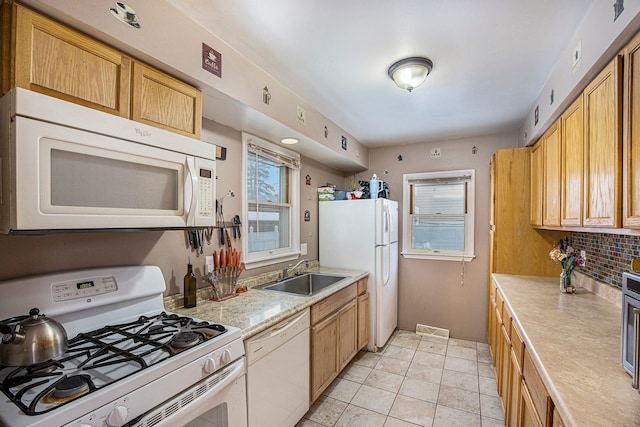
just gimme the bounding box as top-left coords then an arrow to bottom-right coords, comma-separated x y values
184,259 -> 197,308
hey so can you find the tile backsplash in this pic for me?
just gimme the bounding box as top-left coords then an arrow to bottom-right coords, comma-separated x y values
571,232 -> 640,288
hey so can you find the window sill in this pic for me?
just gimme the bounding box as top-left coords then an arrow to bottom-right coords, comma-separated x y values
244,251 -> 301,269
401,251 -> 475,262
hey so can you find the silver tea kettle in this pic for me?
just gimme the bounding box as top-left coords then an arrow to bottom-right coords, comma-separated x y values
0,308 -> 68,366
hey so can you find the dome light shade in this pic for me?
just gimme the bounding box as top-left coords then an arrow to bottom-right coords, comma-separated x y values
388,57 -> 433,92
280,137 -> 300,145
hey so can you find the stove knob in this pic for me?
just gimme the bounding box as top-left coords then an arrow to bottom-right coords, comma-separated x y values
221,348 -> 232,364
203,356 -> 218,373
106,405 -> 128,426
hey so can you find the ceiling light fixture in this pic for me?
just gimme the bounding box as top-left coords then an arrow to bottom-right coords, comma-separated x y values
388,57 -> 433,92
280,137 -> 300,145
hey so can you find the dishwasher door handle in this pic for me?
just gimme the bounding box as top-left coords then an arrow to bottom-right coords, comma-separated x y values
249,310 -> 309,346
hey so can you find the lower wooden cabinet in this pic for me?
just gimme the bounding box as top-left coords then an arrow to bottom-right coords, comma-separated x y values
357,291 -> 370,351
488,280 -> 567,427
488,281 -> 498,363
310,311 -> 339,402
507,348 -> 523,427
520,380 -> 544,427
310,282 -> 358,403
523,349 -> 554,426
337,299 -> 357,371
552,408 -> 566,427
498,317 -> 512,409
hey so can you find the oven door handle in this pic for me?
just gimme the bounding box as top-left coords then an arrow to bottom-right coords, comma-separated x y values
130,357 -> 246,427
633,308 -> 640,390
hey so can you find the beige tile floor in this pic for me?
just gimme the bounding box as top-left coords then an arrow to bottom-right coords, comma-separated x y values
297,330 -> 504,427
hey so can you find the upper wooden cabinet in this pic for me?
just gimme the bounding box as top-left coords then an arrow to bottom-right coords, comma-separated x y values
530,143 -> 544,227
2,2 -> 202,139
530,55 -> 622,231
583,56 -> 623,228
131,61 -> 202,139
542,123 -> 561,227
623,32 -> 640,229
490,148 -> 563,277
6,2 -> 131,117
560,96 -> 584,226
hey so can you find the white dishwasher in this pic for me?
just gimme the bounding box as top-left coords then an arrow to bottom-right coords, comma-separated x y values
245,308 -> 310,427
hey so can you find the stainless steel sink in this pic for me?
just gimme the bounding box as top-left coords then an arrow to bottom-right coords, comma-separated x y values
258,273 -> 347,297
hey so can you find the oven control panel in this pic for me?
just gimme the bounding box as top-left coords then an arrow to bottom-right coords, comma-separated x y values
52,275 -> 118,302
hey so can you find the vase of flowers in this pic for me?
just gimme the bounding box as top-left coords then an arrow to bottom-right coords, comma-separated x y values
549,237 -> 585,293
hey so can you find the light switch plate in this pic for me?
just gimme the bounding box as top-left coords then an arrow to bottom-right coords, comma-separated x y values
300,243 -> 308,256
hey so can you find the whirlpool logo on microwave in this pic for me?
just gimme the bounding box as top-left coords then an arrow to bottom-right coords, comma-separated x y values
135,128 -> 152,138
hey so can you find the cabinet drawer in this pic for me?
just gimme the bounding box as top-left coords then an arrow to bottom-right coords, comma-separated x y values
511,322 -> 525,371
311,283 -> 357,325
490,280 -> 497,303
357,277 -> 368,295
523,348 -> 553,425
496,291 -> 504,323
502,303 -> 512,337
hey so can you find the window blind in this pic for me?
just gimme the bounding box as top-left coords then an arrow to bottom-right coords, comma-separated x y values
248,142 -> 300,170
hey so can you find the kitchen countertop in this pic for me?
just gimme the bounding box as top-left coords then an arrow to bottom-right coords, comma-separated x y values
492,274 -> 640,427
165,266 -> 368,340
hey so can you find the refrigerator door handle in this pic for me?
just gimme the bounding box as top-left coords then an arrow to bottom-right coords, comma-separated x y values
376,244 -> 391,286
384,245 -> 391,286
384,206 -> 390,243
384,205 -> 393,243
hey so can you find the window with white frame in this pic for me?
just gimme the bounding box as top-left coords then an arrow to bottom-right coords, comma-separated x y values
242,133 -> 300,268
402,169 -> 475,261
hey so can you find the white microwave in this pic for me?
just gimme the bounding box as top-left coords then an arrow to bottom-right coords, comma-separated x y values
0,88 -> 216,233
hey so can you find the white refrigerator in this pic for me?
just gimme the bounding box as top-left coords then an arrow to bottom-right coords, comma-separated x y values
319,198 -> 398,352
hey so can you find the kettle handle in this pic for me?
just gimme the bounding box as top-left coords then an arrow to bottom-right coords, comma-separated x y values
0,323 -> 16,343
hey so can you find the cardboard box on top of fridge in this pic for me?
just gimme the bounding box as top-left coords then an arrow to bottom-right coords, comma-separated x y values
317,186 -> 335,194
318,186 -> 335,201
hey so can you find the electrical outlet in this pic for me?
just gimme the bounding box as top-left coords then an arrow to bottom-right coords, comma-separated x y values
572,40 -> 582,74
430,147 -> 442,158
580,250 -> 587,265
300,243 -> 308,255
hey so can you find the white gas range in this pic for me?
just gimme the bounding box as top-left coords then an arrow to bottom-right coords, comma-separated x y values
0,265 -> 247,427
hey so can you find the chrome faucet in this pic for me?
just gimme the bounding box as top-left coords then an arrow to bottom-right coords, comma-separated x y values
282,259 -> 309,279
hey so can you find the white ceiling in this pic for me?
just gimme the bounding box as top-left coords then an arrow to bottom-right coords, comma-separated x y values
169,0 -> 594,147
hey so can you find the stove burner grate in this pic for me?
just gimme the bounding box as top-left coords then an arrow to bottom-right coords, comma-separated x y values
0,312 -> 228,416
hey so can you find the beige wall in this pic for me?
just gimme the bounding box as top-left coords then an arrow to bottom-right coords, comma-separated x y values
0,114 -> 514,343
355,133 -> 517,342
0,118 -> 345,300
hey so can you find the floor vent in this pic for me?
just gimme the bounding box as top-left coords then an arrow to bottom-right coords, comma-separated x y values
416,323 -> 449,340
